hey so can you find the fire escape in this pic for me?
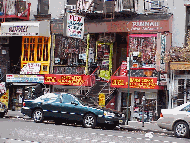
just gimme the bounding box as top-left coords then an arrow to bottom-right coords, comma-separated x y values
0,0 -> 31,22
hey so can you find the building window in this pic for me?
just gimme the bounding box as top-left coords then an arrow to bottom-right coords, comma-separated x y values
21,36 -> 51,74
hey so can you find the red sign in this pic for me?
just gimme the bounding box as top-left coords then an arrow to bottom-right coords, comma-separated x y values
120,61 -> 127,76
44,74 -> 94,86
111,76 -> 159,89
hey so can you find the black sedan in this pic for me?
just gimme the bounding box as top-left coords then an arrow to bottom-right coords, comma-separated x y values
21,92 -> 125,129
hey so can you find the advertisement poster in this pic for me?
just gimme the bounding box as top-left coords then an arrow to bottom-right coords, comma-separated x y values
66,13 -> 84,39
0,89 -> 9,107
99,93 -> 105,107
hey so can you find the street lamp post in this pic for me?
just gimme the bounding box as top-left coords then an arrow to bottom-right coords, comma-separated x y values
125,52 -> 131,125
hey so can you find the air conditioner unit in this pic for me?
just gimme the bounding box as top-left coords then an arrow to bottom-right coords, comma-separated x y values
65,5 -> 76,12
151,0 -> 162,10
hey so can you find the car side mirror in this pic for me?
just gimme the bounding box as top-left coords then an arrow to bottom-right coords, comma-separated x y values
71,101 -> 78,105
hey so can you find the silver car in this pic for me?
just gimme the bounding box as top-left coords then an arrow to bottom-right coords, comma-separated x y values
157,102 -> 190,138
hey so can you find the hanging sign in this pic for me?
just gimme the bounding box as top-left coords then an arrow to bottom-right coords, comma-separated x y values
66,13 -> 84,39
120,61 -> 127,76
160,35 -> 166,71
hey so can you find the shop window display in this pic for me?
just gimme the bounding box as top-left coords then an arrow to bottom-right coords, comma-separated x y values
53,35 -> 91,75
129,36 -> 157,68
21,36 -> 51,74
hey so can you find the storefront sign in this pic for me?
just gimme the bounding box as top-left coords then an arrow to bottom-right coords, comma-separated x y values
120,61 -> 127,76
0,89 -> 9,107
1,21 -> 50,37
160,35 -> 166,71
66,13 -> 84,39
6,74 -> 44,83
44,74 -> 93,86
20,63 -> 41,74
99,93 -> 105,107
0,82 -> 6,95
111,76 -> 159,89
170,62 -> 190,70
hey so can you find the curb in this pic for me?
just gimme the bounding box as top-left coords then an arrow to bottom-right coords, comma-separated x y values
120,125 -> 174,135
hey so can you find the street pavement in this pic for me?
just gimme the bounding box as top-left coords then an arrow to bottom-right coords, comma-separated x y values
5,110 -> 173,135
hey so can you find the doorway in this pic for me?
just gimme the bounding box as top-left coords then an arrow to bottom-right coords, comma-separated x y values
121,92 -> 131,120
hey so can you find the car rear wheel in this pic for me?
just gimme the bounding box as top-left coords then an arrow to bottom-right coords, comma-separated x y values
83,113 -> 96,128
174,121 -> 189,138
33,109 -> 44,123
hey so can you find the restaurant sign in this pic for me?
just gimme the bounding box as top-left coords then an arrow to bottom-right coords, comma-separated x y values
6,74 -> 44,83
44,74 -> 93,86
111,76 -> 159,89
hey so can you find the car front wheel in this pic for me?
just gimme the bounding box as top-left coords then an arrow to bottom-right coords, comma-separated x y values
83,113 -> 96,128
174,121 -> 189,138
33,109 -> 44,123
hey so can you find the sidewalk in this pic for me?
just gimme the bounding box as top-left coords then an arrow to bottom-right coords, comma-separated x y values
5,110 -> 174,135
120,121 -> 174,135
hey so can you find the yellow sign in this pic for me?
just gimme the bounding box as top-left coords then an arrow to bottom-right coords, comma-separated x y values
99,93 -> 105,107
0,89 -> 9,107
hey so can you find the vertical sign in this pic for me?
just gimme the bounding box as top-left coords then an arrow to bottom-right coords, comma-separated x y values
66,13 -> 84,39
160,35 -> 166,71
99,93 -> 105,107
0,89 -> 9,108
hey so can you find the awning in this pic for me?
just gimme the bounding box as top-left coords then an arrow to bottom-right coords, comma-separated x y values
170,62 -> 190,70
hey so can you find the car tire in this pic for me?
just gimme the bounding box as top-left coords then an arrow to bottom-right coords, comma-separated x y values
33,109 -> 44,123
83,113 -> 96,128
104,124 -> 116,130
174,121 -> 189,138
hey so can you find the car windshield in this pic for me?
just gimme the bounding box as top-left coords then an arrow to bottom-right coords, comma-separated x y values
35,93 -> 60,102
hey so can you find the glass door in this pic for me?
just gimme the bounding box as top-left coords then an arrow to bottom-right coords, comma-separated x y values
121,92 -> 131,120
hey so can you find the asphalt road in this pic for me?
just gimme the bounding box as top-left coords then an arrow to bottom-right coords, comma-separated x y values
0,118 -> 190,143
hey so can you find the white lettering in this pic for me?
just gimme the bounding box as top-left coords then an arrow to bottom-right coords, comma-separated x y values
139,22 -> 144,26
145,22 -> 150,26
132,22 -> 137,26
150,22 -> 154,26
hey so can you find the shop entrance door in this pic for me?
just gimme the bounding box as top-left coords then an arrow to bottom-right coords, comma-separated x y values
96,42 -> 113,80
121,92 -> 131,120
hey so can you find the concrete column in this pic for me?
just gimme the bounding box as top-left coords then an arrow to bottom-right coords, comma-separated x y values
116,89 -> 122,112
130,91 -> 134,121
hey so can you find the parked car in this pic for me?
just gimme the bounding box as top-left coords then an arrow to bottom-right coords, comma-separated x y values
0,101 -> 8,118
157,102 -> 190,138
21,92 -> 125,130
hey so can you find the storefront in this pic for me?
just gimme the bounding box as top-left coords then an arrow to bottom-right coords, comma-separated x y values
169,62 -> 190,108
0,21 -> 51,109
6,74 -> 45,110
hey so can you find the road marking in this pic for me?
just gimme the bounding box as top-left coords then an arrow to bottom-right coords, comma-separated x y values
58,136 -> 63,138
154,140 -> 159,141
66,137 -> 72,139
127,137 -> 131,138
76,138 -> 81,140
108,135 -> 113,136
48,135 -> 53,137
39,134 -> 44,136
84,139 -> 90,140
91,133 -> 96,134
145,139 -> 150,140
100,134 -> 104,135
26,141 -> 31,142
101,141 -> 107,142
164,141 -> 169,142
118,136 -> 123,137
92,140 -> 98,142
33,133 -> 36,134
137,138 -> 142,139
